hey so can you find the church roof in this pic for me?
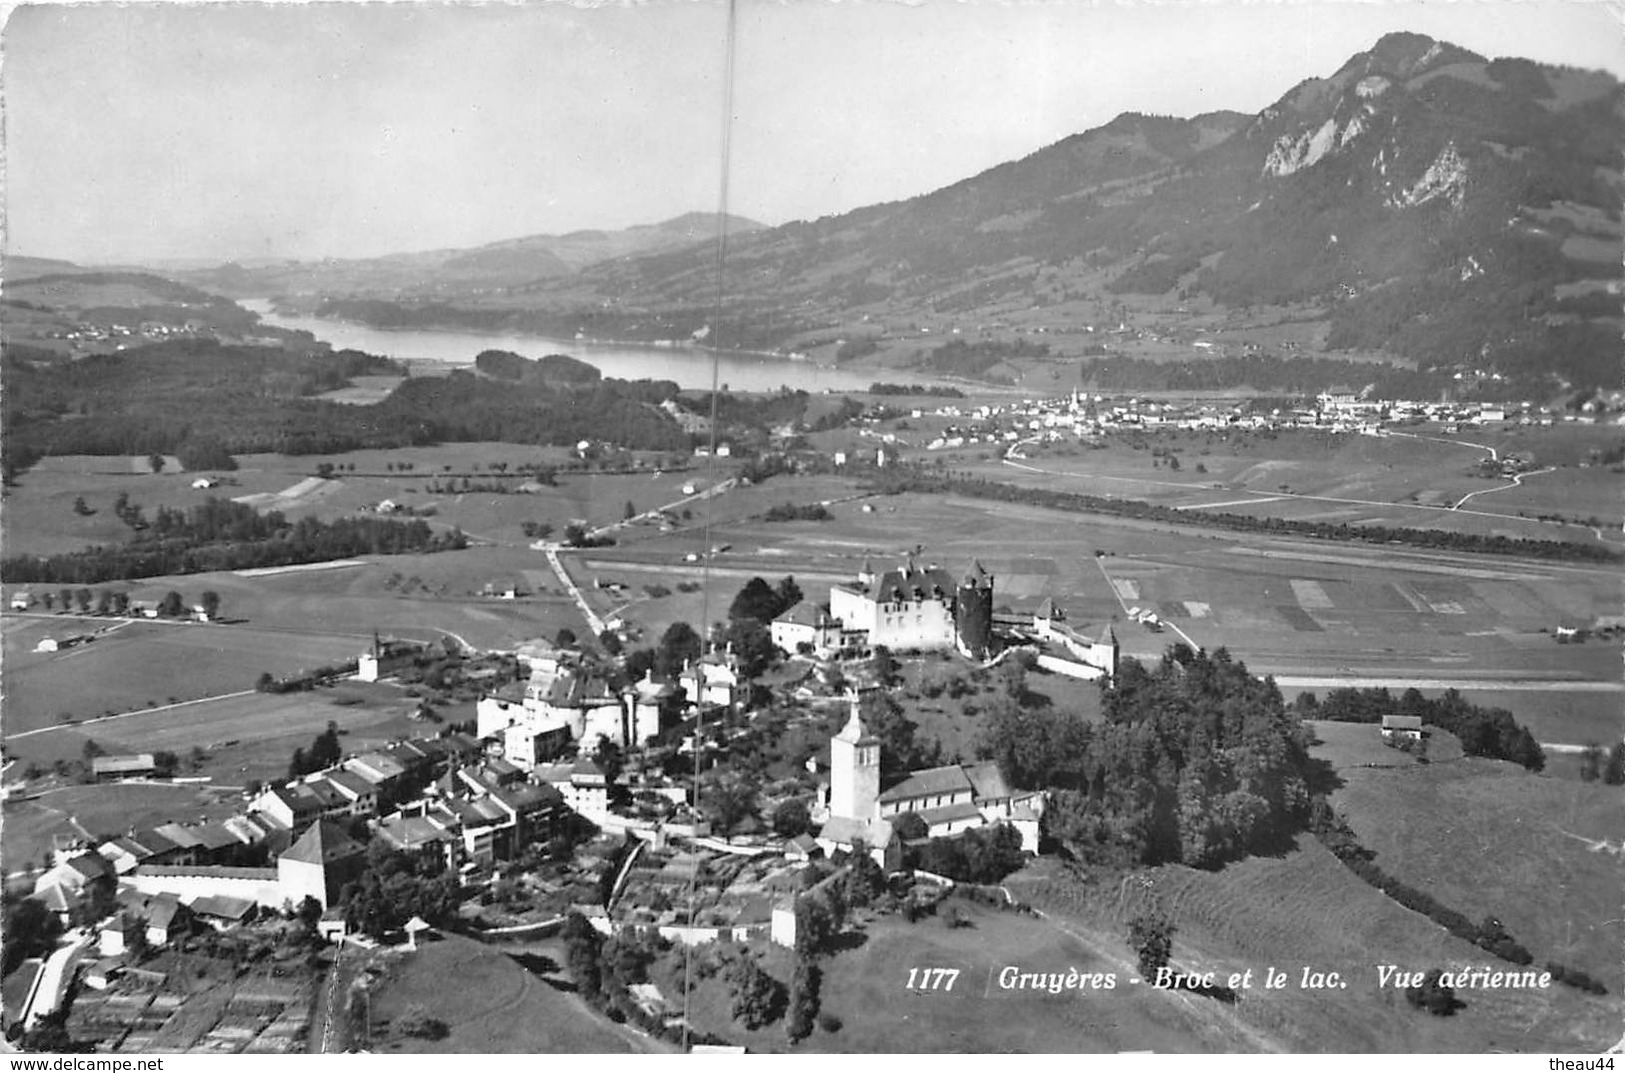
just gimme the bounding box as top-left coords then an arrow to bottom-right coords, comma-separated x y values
1034,598 -> 1058,621
1097,622 -> 1117,645
280,820 -> 363,867
962,761 -> 1011,801
817,815 -> 894,849
878,764 -> 973,804
962,559 -> 991,586
913,801 -> 986,829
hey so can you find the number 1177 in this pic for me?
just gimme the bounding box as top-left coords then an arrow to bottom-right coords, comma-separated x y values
907,967 -> 960,991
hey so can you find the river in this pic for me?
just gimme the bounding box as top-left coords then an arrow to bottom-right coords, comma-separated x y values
242,299 -> 905,394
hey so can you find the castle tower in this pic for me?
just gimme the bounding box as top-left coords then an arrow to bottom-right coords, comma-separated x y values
955,559 -> 994,660
829,692 -> 880,822
1093,622 -> 1119,679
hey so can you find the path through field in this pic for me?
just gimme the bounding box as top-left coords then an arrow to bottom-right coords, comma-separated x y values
3,689 -> 257,741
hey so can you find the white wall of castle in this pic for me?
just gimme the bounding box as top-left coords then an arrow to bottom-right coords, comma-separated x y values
125,868 -> 287,911
829,586 -> 956,651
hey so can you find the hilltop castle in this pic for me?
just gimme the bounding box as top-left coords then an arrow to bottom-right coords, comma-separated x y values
774,557 -> 996,660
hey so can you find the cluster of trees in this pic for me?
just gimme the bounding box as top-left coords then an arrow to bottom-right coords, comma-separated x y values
175,435 -> 238,472
255,660 -> 360,695
866,382 -> 965,397
339,843 -> 460,939
1293,687 -> 1545,771
721,575 -> 804,677
901,821 -> 1026,884
369,371 -> 686,453
981,646 -> 1313,869
473,348 -> 601,384
559,912 -> 731,1045
288,722 -> 344,779
867,468 -> 1619,564
2,498 -> 465,585
624,620 -> 704,682
2,892 -> 62,977
762,503 -> 831,523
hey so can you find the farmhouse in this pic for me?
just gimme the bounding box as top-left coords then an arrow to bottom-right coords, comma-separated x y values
91,754 -> 157,781
10,591 -> 32,610
1380,714 -> 1425,742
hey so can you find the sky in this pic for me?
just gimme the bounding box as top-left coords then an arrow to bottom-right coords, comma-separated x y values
4,0 -> 1622,264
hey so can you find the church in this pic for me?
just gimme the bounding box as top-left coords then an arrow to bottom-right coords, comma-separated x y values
815,693 -> 1044,868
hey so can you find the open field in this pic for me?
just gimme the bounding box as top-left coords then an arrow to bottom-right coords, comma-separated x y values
982,433 -> 1622,547
3,616 -> 371,738
658,899 -> 1256,1053
362,933 -> 663,1053
1,444 -> 704,557
1315,737 -> 1624,984
2,781 -> 244,873
1007,845 -> 1618,1053
6,682 -> 422,767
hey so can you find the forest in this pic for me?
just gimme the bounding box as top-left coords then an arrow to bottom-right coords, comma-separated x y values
979,646 -> 1314,869
0,497 -> 464,584
1,339 -> 690,474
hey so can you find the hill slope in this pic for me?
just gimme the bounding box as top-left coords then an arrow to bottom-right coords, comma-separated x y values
172,212 -> 765,299
504,33 -> 1622,389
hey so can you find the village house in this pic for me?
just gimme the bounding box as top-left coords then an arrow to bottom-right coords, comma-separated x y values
1380,714 -> 1425,742
33,852 -> 116,923
99,891 -> 190,954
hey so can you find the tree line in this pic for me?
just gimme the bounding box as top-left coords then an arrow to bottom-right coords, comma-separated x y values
866,468 -> 1620,564
1,497 -> 464,585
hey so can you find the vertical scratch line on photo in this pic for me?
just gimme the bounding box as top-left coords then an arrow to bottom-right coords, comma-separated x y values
683,0 -> 738,1053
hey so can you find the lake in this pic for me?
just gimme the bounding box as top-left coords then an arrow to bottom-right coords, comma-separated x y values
242,299 -> 908,394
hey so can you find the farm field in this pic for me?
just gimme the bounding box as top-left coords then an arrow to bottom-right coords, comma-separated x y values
2,616 -> 370,738
0,444 -> 705,558
1006,845 -> 1617,1053
1316,737 -> 1624,984
361,933 -> 664,1053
